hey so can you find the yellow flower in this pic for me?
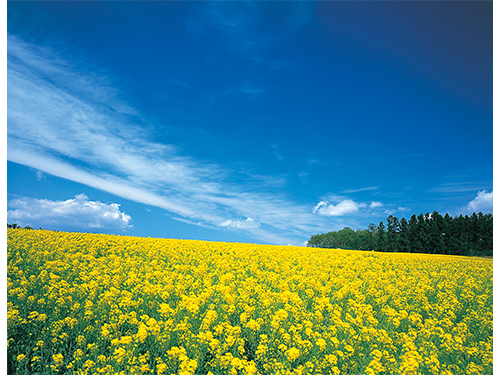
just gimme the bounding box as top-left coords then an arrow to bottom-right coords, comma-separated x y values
157,362 -> 167,374
52,353 -> 64,367
245,363 -> 258,375
36,313 -> 47,322
74,349 -> 84,361
285,347 -> 300,362
246,319 -> 260,331
325,354 -> 337,365
113,347 -> 126,363
101,324 -> 110,338
6,228 -> 493,375
119,335 -> 133,345
345,345 -> 355,354
137,322 -> 148,343
316,338 -> 327,351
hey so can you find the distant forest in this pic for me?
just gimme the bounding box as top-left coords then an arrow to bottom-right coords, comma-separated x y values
307,211 -> 493,257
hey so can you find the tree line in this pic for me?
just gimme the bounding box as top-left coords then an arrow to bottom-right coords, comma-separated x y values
307,211 -> 493,257
7,223 -> 34,230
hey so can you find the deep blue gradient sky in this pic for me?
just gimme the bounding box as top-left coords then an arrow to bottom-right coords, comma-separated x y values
7,1 -> 493,245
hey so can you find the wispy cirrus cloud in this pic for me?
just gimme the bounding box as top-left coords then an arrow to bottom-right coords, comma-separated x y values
7,34 -> 335,245
429,182 -> 493,194
271,144 -> 285,161
383,207 -> 411,216
168,77 -> 198,91
341,186 -> 379,194
7,194 -> 132,231
188,1 -> 313,69
224,83 -> 267,100
401,153 -> 428,159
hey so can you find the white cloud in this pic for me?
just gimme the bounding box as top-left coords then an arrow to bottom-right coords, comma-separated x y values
466,190 -> 493,213
7,194 -> 132,231
36,170 -> 46,181
341,187 -> 379,194
220,217 -> 261,229
313,200 -> 361,217
370,201 -> 383,209
381,206 -> 410,216
430,182 -> 492,193
5,35 -> 340,245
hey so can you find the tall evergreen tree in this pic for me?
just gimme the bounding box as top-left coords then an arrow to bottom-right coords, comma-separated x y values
307,210 -> 492,255
408,214 -> 419,253
376,221 -> 386,252
428,211 -> 444,254
479,213 -> 493,256
415,213 -> 428,253
454,215 -> 469,256
469,212 -> 480,255
368,223 -> 377,250
443,213 -> 453,255
398,217 -> 411,253
386,215 -> 399,252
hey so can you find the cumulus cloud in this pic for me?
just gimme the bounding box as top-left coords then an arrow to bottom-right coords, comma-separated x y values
466,190 -> 493,213
313,200 -> 361,217
370,201 -> 383,209
220,217 -> 261,229
7,194 -> 132,231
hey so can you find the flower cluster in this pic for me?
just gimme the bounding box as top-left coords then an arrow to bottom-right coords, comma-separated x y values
8,229 -> 493,374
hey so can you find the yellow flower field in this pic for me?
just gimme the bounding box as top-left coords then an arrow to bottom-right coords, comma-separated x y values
7,229 -> 492,375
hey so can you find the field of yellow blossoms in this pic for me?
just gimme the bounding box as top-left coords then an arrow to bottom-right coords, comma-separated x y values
7,229 -> 492,375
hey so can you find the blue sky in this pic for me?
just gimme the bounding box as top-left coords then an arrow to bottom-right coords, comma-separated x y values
7,1 -> 493,246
